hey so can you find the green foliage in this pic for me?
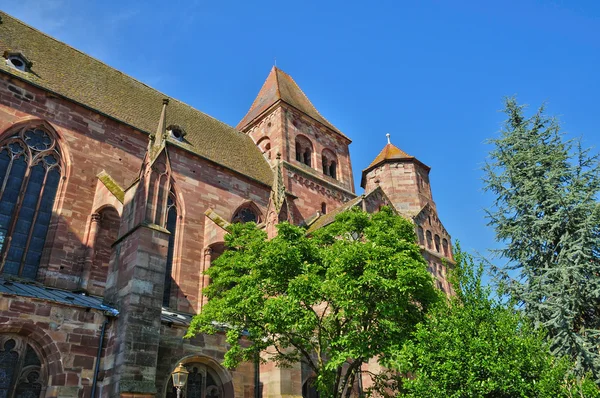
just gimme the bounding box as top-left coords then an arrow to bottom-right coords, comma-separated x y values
483,97 -> 600,378
392,244 -> 600,398
186,207 -> 439,398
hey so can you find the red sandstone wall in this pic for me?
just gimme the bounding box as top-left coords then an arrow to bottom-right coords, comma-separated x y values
0,75 -> 272,314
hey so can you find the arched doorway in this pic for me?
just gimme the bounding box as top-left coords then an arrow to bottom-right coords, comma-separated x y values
165,358 -> 232,398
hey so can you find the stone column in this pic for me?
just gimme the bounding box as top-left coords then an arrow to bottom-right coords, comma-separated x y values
80,212 -> 102,291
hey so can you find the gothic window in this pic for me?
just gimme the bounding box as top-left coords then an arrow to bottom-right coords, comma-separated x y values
163,189 -> 178,307
0,125 -> 62,279
322,156 -> 328,175
434,234 -> 441,253
232,204 -> 261,224
0,335 -> 45,398
295,143 -> 302,162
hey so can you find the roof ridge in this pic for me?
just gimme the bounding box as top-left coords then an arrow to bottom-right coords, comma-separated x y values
1,12 -> 246,137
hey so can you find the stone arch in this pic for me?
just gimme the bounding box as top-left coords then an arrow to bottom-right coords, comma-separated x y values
0,321 -> 64,384
162,355 -> 234,398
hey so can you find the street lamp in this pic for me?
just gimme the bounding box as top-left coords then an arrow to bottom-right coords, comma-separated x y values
171,363 -> 189,398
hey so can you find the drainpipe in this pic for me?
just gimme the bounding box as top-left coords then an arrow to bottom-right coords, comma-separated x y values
91,317 -> 109,398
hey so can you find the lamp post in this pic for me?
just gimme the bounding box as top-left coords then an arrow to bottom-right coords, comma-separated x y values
171,363 -> 189,398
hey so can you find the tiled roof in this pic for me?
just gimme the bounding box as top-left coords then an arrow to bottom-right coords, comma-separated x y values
306,195 -> 364,234
0,277 -> 119,316
237,66 -> 348,139
0,12 -> 273,186
365,143 -> 414,170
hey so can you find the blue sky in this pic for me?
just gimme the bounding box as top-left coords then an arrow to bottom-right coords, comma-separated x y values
4,0 -> 599,263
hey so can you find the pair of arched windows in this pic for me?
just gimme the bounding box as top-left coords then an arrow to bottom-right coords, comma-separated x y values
321,150 -> 337,180
295,141 -> 312,167
0,125 -> 62,279
0,335 -> 45,398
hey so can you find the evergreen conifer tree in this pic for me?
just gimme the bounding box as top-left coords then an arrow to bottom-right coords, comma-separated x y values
484,97 -> 600,378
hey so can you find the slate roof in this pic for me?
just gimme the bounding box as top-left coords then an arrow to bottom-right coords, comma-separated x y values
0,12 -> 273,186
237,66 -> 348,140
0,277 -> 119,316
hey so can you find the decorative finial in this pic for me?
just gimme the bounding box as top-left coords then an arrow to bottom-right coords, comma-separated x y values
386,133 -> 391,144
274,57 -> 277,67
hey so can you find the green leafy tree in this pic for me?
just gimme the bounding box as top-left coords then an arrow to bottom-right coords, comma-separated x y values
392,245 -> 600,398
483,98 -> 600,378
186,207 -> 439,398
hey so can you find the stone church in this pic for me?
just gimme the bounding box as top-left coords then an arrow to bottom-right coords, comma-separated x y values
0,11 -> 453,398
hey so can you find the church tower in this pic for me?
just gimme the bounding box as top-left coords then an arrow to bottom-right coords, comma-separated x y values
362,135 -> 454,293
238,67 -> 356,224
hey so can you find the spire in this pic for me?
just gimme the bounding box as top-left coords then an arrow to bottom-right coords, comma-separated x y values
149,98 -> 169,160
386,133 -> 391,144
237,67 -> 346,138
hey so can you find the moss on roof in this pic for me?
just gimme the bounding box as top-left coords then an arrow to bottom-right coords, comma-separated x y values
0,12 -> 273,186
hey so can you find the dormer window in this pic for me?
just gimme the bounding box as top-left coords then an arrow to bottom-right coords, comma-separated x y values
167,124 -> 186,142
4,52 -> 31,72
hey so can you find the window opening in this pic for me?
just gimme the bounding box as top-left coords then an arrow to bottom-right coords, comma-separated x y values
232,207 -> 258,224
303,149 -> 311,167
321,202 -> 327,215
163,189 -> 177,307
6,55 -> 28,72
0,126 -> 61,279
0,335 -> 45,398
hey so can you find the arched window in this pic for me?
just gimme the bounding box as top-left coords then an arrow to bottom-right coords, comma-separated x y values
163,188 -> 178,307
232,205 -> 260,224
426,230 -> 433,250
321,149 -> 338,180
0,335 -> 46,398
434,234 -> 441,253
417,226 -> 425,245
0,125 -> 62,279
257,136 -> 271,160
442,238 -> 449,257
295,135 -> 314,168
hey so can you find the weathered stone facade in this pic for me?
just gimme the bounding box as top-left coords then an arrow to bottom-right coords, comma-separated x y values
0,11 -> 453,398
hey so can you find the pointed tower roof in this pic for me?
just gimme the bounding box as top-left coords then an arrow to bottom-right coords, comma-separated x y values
237,66 -> 347,139
366,142 -> 414,170
361,135 -> 430,188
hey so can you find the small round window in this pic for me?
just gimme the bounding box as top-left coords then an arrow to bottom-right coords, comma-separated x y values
7,56 -> 27,71
170,129 -> 183,141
